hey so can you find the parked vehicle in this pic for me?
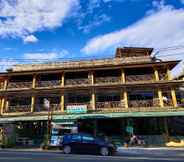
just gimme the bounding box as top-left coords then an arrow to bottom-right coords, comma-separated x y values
60,133 -> 117,156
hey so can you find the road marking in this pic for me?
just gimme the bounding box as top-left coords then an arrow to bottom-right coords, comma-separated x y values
0,157 -> 32,160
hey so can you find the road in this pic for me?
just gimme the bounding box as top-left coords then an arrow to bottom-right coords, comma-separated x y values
0,149 -> 184,162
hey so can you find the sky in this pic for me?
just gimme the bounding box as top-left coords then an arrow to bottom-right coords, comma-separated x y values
0,0 -> 184,71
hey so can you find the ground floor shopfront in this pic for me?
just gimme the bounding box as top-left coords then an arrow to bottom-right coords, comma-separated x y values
1,114 -> 184,147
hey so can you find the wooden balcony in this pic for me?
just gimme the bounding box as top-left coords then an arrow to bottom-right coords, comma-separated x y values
96,101 -> 122,109
36,80 -> 61,88
129,99 -> 160,108
95,77 -> 121,84
4,105 -> 31,113
65,78 -> 90,86
35,104 -> 61,112
65,102 -> 91,109
7,81 -> 32,89
126,74 -> 154,82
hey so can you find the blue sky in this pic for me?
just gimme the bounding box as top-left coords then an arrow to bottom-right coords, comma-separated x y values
0,0 -> 184,70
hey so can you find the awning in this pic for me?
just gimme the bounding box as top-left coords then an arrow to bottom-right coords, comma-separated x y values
1,111 -> 184,123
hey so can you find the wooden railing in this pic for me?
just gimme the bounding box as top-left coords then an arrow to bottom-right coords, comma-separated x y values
4,105 -> 31,113
96,101 -> 122,109
126,74 -> 154,82
36,80 -> 61,88
65,78 -> 90,85
95,77 -> 121,84
7,82 -> 32,89
128,99 -> 160,108
35,104 -> 61,112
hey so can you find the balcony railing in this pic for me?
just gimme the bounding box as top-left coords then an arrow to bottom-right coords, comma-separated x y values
128,99 -> 160,108
95,77 -> 121,84
126,74 -> 154,82
4,105 -> 31,113
96,101 -> 122,109
65,78 -> 90,85
7,81 -> 32,89
36,80 -> 61,88
35,104 -> 61,112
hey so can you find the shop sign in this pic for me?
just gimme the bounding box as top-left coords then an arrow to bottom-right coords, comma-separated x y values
66,105 -> 87,114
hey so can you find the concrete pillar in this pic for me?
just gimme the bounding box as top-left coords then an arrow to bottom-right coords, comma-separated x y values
171,88 -> 177,107
31,96 -> 35,112
61,94 -> 65,112
158,89 -> 164,107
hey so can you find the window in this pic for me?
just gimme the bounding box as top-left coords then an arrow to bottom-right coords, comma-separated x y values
82,135 -> 95,142
71,134 -> 82,142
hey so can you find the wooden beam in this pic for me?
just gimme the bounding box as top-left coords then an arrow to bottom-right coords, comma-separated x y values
61,94 -> 65,112
158,89 -> 164,107
171,89 -> 177,107
167,68 -> 171,80
31,96 -> 35,112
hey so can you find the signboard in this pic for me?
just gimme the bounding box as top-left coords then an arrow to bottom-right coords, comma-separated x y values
66,105 -> 87,114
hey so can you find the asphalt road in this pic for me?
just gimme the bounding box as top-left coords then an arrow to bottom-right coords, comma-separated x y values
0,149 -> 184,162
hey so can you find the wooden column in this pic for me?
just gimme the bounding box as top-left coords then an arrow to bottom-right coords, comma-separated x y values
121,68 -> 126,83
167,67 -> 171,80
88,71 -> 94,85
3,78 -> 8,90
171,88 -> 177,107
1,98 -> 5,114
32,75 -> 36,88
154,67 -> 159,81
158,89 -> 164,107
31,96 -> 35,112
123,90 -> 128,109
61,72 -> 65,87
91,89 -> 96,110
61,94 -> 65,112
0,98 -> 1,115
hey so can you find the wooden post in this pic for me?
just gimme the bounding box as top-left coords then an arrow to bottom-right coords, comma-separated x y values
0,98 -> 1,115
121,68 -> 126,83
1,98 -> 5,114
3,78 -> 8,90
90,71 -> 95,85
92,89 -> 96,110
61,72 -> 65,87
154,67 -> 159,81
158,89 -> 164,107
32,75 -> 36,88
167,68 -> 171,80
171,88 -> 177,107
123,90 -> 128,109
61,94 -> 65,112
31,96 -> 35,112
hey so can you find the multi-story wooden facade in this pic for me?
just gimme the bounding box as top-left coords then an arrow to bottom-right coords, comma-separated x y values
0,47 -> 184,146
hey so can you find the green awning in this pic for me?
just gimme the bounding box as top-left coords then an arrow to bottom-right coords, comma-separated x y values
1,111 -> 184,123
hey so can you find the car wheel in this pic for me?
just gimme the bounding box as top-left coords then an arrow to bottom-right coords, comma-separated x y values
100,147 -> 109,156
63,145 -> 72,154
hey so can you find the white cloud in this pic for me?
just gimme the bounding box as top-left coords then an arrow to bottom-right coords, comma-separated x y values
0,0 -> 79,41
23,50 -> 69,61
78,14 -> 111,33
81,4 -> 184,56
23,35 -> 38,43
0,59 -> 18,72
